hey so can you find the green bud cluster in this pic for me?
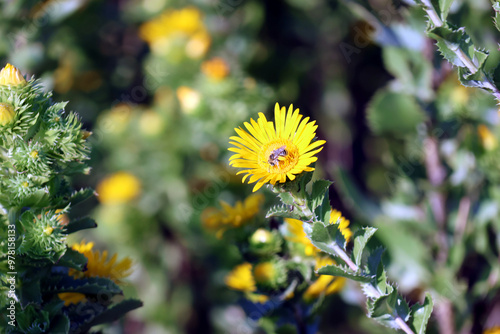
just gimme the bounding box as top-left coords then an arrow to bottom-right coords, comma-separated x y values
0,64 -> 141,333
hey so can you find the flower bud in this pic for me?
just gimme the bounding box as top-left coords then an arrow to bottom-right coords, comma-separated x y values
0,63 -> 26,86
249,228 -> 281,256
253,260 -> 287,289
0,102 -> 15,126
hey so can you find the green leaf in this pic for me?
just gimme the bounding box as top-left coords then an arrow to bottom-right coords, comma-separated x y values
494,2 -> 500,32
266,204 -> 305,220
434,0 -> 454,21
317,264 -> 373,283
409,293 -> 434,334
278,192 -> 295,206
308,180 -> 332,212
368,289 -> 411,328
66,188 -> 95,206
367,90 -> 426,136
305,220 -> 346,255
64,217 -> 97,234
365,247 -> 391,295
353,227 -> 378,267
78,299 -> 143,333
56,248 -> 87,270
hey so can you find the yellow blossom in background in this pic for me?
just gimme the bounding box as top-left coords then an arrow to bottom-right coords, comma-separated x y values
0,63 -> 26,86
225,262 -> 256,292
202,194 -> 264,237
225,262 -> 269,304
96,171 -> 141,204
0,103 -> 15,126
229,103 -> 326,192
285,218 -> 319,256
478,125 -> 498,151
485,327 -> 500,334
58,292 -> 87,306
201,57 -> 230,81
69,241 -> 133,283
59,241 -> 133,306
176,86 -> 201,114
139,7 -> 211,58
330,209 -> 353,242
303,256 -> 345,302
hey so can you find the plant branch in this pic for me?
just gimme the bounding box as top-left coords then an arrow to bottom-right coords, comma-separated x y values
421,0 -> 443,27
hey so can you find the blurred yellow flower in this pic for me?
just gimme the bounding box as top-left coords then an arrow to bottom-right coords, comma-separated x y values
139,7 -> 211,58
478,124 -> 498,151
201,57 -> 230,81
59,241 -> 133,306
0,63 -> 26,86
484,327 -> 500,334
202,194 -> 264,237
225,262 -> 269,304
285,218 -> 318,256
96,171 -> 141,204
229,103 -> 326,192
303,256 -> 345,302
330,209 -> 353,242
225,262 -> 256,292
176,86 -> 200,114
0,103 -> 15,126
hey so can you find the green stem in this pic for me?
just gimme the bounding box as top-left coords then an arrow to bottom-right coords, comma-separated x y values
286,187 -> 415,334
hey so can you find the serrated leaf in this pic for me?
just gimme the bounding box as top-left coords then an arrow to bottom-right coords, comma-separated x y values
266,204 -> 304,220
367,90 -> 426,136
369,289 -> 411,328
64,217 -> 97,234
317,264 -> 373,283
409,293 -> 434,334
278,192 -> 295,206
308,180 -> 332,212
435,0 -> 454,21
306,220 -> 346,255
366,247 -> 391,294
353,227 -> 378,267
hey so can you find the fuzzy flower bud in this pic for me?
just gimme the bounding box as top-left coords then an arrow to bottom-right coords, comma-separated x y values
0,102 -> 15,126
253,260 -> 287,289
0,63 -> 26,86
249,228 -> 281,256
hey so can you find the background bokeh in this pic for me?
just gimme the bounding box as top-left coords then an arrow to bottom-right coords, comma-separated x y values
3,0 -> 500,333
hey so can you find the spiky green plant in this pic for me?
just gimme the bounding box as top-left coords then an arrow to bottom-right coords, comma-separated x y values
0,64 -> 141,333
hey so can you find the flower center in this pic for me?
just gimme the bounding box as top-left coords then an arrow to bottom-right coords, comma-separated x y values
259,139 -> 299,174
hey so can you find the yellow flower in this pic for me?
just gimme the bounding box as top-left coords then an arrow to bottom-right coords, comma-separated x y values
330,209 -> 353,242
201,57 -> 230,81
478,124 -> 498,151
58,292 -> 87,306
229,103 -> 326,192
285,218 -> 319,256
139,7 -> 211,58
485,327 -> 500,334
69,241 -> 133,283
96,171 -> 141,204
225,262 -> 269,304
59,241 -> 133,306
303,256 -> 345,302
0,63 -> 26,86
0,103 -> 15,126
176,86 -> 200,114
225,262 -> 256,292
202,194 -> 264,237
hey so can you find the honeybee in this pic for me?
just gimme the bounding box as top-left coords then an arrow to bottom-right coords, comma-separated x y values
268,146 -> 287,166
